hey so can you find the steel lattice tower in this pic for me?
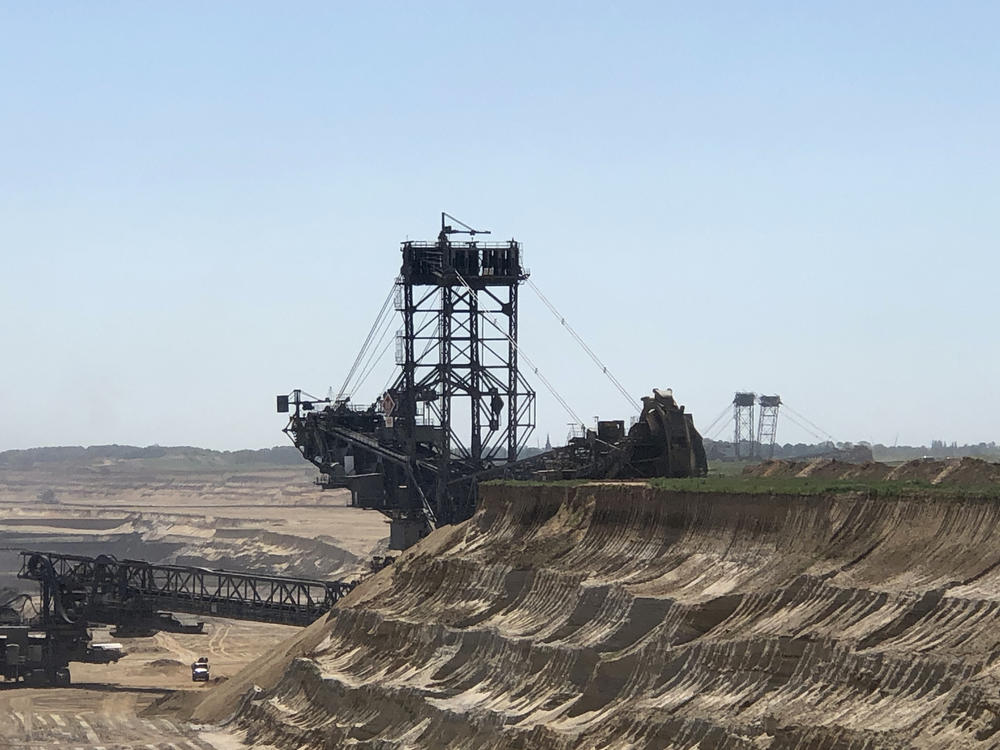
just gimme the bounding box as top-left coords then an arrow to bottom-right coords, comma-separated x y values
756,395 -> 781,458
278,214 -> 537,550
390,214 -> 536,539
733,392 -> 756,459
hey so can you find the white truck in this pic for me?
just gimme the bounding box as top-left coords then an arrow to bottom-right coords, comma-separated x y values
191,656 -> 210,682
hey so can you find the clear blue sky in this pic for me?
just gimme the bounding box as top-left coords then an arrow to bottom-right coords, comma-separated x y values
2,2 -> 998,451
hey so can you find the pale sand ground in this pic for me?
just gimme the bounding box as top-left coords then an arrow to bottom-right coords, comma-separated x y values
191,478 -> 1000,749
0,460 -> 388,749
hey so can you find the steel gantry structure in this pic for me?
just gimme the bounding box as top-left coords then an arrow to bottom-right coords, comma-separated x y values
731,392 -> 782,459
396,215 -> 535,492
3,549 -> 358,686
19,550 -> 354,629
756,395 -> 782,458
280,215 -> 535,548
279,215 -> 711,550
733,392 -> 756,459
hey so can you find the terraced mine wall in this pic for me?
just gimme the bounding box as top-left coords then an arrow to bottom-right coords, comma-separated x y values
0,460 -> 390,592
188,480 -> 1000,748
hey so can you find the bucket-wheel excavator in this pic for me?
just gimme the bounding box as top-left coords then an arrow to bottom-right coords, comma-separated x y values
279,215 -> 707,550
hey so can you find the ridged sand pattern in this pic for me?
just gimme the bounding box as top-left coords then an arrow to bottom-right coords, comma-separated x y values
223,482 -> 1000,748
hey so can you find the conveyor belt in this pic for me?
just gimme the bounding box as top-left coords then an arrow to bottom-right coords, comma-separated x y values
19,550 -> 355,627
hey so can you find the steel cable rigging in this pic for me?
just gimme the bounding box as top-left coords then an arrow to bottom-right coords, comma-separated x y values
781,402 -> 836,443
338,271 -> 638,432
780,409 -> 829,443
336,280 -> 399,402
351,317 -> 397,396
453,272 -> 586,428
697,396 -> 836,445
526,278 -> 639,413
377,309 -> 439,398
700,403 -> 735,439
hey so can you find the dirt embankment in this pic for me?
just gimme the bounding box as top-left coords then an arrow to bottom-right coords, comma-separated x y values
0,462 -> 389,589
172,479 -> 1000,747
746,456 -> 1000,486
0,459 -> 391,750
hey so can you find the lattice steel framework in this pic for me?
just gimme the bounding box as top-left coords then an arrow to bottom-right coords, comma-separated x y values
388,216 -> 536,528
756,395 -> 781,458
733,391 -> 756,459
279,215 -> 537,550
19,551 -> 352,627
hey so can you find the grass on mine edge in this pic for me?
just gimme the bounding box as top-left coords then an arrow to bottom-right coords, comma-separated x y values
486,476 -> 1000,498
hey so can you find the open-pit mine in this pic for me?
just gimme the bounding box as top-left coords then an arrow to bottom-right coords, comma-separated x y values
0,450 -> 387,749
5,218 -> 999,749
148,464 -> 1000,748
7,452 -> 1000,748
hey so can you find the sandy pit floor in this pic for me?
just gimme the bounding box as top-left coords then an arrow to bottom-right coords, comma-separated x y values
0,619 -> 292,749
186,476 -> 1000,749
0,460 -> 389,590
0,453 -> 388,748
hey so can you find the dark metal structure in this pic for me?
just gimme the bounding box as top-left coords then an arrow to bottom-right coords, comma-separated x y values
0,625 -> 103,686
281,214 -> 535,548
2,550 -> 358,687
756,394 -> 782,459
280,215 -> 711,549
19,550 -> 353,629
733,392 -> 756,459
491,389 -> 707,480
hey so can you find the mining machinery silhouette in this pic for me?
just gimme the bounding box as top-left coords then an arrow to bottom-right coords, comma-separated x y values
279,215 -> 708,549
0,550 -> 356,687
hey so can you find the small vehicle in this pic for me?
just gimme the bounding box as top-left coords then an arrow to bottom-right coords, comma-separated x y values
191,656 -> 210,682
87,643 -> 125,664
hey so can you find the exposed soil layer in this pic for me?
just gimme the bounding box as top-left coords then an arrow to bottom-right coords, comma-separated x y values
0,458 -> 389,748
0,463 -> 388,591
746,456 -> 1000,486
199,480 -> 1000,748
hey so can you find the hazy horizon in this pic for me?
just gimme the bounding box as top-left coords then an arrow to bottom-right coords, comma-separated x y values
2,3 -> 998,451
2,435 -> 994,456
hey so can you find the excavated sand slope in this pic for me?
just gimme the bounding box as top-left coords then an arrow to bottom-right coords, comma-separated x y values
205,481 -> 1000,748
746,456 -> 1000,486
0,464 -> 386,586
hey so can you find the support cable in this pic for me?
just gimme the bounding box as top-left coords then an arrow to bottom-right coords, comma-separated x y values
781,410 -> 827,443
782,403 -> 836,442
453,272 -> 585,429
706,418 -> 733,442
526,278 -> 639,412
336,280 -> 398,402
706,410 -> 735,441
348,299 -> 401,396
379,308 -> 438,397
701,403 -> 734,437
352,317 -> 398,396
350,282 -> 399,395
